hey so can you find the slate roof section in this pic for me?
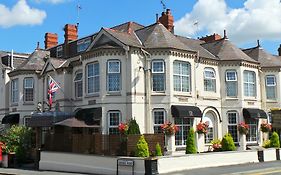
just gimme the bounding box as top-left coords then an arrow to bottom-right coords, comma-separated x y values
111,21 -> 144,33
135,23 -> 194,51
176,36 -> 216,60
243,46 -> 281,68
0,51 -> 29,69
103,28 -> 143,48
201,39 -> 258,63
14,49 -> 49,71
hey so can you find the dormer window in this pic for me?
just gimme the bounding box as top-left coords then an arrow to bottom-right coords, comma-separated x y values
77,38 -> 91,52
56,45 -> 63,58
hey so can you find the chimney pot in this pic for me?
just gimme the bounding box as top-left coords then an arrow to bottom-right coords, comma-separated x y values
64,24 -> 78,43
159,9 -> 174,33
199,33 -> 222,43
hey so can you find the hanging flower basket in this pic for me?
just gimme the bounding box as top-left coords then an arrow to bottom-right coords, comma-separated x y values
161,121 -> 179,135
260,122 -> 272,133
238,122 -> 249,135
196,121 -> 209,134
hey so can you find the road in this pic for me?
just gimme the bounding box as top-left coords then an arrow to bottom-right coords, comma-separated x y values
164,161 -> 281,175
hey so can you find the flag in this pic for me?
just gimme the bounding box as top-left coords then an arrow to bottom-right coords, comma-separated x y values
48,75 -> 60,109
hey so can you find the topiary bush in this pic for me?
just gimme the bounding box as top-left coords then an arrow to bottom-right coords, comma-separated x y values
270,132 -> 280,148
127,119 -> 141,135
186,128 -> 197,154
155,142 -> 162,156
135,135 -> 149,157
221,133 -> 236,151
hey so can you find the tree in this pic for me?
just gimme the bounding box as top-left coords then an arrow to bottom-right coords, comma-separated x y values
127,119 -> 141,135
221,133 -> 236,151
270,132 -> 280,148
155,142 -> 162,156
135,135 -> 149,157
186,128 -> 197,154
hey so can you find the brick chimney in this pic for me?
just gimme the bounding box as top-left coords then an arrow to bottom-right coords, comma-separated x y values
199,33 -> 222,43
44,33 -> 58,49
64,24 -> 78,43
159,9 -> 174,33
278,44 -> 281,56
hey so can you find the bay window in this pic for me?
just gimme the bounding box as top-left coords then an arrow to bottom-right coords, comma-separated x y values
173,61 -> 191,92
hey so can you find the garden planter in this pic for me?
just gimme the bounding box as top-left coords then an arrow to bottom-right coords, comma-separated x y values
196,133 -> 205,153
239,134 -> 246,151
166,134 -> 175,154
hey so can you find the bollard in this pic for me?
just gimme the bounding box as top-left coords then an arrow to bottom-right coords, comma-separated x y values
257,150 -> 264,162
34,148 -> 41,170
276,148 -> 280,160
145,158 -> 158,175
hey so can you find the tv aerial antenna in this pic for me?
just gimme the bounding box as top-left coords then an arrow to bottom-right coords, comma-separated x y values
160,0 -> 166,11
76,0 -> 82,29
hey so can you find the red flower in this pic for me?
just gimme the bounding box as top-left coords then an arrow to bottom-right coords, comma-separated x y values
260,122 -> 272,132
238,122 -> 249,134
161,121 -> 178,135
196,122 -> 209,134
118,122 -> 128,134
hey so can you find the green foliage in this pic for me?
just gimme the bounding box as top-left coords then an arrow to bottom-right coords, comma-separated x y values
263,140 -> 271,148
0,125 -> 33,163
211,139 -> 222,152
221,133 -> 236,151
270,132 -> 280,148
127,119 -> 140,135
155,142 -> 162,156
135,135 -> 149,157
185,128 -> 197,154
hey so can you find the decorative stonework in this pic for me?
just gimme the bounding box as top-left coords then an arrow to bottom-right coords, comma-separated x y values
200,58 -> 219,66
82,49 -> 125,60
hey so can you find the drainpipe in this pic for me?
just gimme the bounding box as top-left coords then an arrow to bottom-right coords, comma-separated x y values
141,48 -> 152,134
194,51 -> 200,127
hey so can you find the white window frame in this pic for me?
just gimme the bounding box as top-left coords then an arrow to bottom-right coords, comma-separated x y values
266,75 -> 276,86
56,45 -> 63,58
24,77 -> 34,102
153,109 -> 166,134
243,70 -> 256,97
87,62 -> 99,94
173,61 -> 191,92
107,60 -> 121,92
246,119 -> 258,143
227,111 -> 238,143
11,79 -> 19,103
77,37 -> 91,52
266,75 -> 276,100
204,67 -> 216,92
175,118 -> 193,146
225,70 -> 238,97
152,60 -> 165,92
74,71 -> 83,98
108,111 -> 121,135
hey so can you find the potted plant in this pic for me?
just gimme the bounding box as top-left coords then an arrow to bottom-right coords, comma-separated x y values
238,122 -> 249,135
160,121 -> 179,135
118,122 -> 129,135
196,121 -> 209,134
211,139 -> 222,152
260,122 -> 272,133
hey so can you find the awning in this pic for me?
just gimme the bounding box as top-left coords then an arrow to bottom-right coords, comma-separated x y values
2,113 -> 20,124
171,105 -> 202,118
55,117 -> 99,128
27,111 -> 74,127
243,108 -> 268,119
75,107 -> 102,125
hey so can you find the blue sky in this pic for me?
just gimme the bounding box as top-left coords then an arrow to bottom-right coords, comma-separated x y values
0,0 -> 280,55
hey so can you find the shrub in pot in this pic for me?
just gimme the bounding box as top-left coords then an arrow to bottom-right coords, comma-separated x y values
270,132 -> 280,148
135,135 -> 149,157
186,128 -> 197,154
155,142 -> 162,156
127,119 -> 141,135
221,133 -> 236,151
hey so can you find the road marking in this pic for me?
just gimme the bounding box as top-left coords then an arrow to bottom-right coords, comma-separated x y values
247,169 -> 281,175
223,168 -> 281,175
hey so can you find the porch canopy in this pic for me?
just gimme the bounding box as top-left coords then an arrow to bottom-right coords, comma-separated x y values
75,107 -> 102,125
171,105 -> 202,118
27,111 -> 74,127
243,108 -> 268,119
2,113 -> 20,124
55,117 -> 99,128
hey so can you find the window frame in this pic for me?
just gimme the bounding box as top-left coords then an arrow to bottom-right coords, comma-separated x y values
151,60 -> 165,92
74,70 -> 83,98
243,70 -> 256,97
175,118 -> 193,146
225,70 -> 238,97
23,77 -> 34,102
107,111 -> 121,135
107,60 -> 121,92
204,67 -> 216,92
86,62 -> 100,94
77,37 -> 91,52
11,79 -> 19,103
173,61 -> 191,92
246,119 -> 258,143
227,111 -> 238,143
56,45 -> 63,58
153,109 -> 166,134
265,75 -> 276,100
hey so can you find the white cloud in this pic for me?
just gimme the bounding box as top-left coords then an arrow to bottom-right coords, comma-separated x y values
175,0 -> 281,43
0,0 -> 46,28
